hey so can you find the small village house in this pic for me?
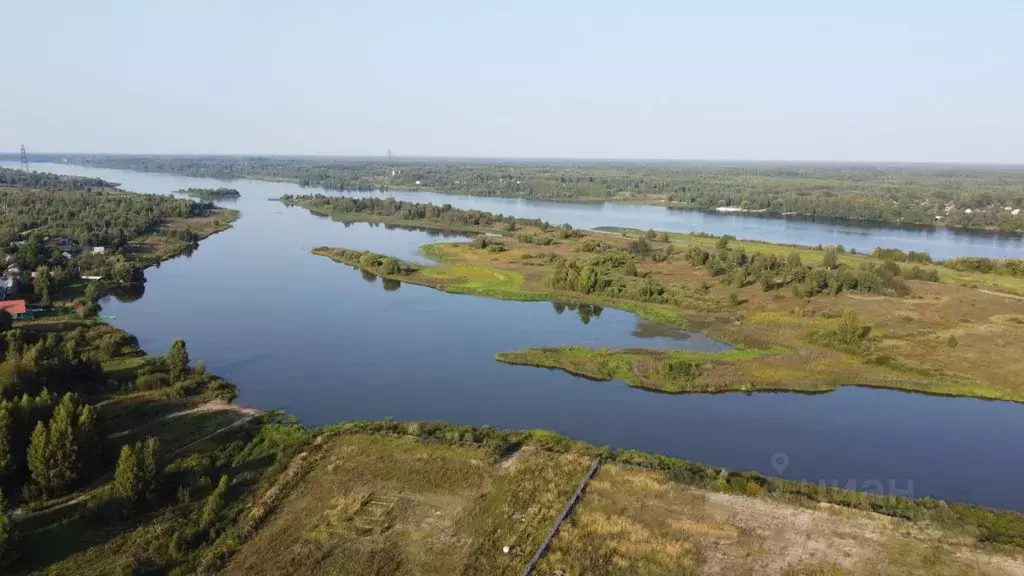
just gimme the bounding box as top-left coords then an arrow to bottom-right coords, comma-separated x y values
92,246 -> 106,254
0,277 -> 18,299
0,300 -> 31,320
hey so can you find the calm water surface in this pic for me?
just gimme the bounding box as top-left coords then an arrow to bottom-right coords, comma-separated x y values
6,162 -> 1024,511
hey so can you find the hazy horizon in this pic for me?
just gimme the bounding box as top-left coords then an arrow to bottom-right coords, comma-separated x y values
3,1 -> 1022,163
6,152 -> 1024,170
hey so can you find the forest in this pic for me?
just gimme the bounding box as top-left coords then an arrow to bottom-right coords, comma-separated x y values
52,154 -> 1024,232
0,168 -> 215,249
0,168 -> 117,191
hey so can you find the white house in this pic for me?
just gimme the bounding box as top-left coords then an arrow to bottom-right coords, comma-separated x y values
1014,209 -> 1021,216
92,246 -> 106,254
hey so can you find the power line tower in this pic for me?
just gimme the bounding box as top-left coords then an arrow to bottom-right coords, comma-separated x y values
19,144 -> 29,170
386,148 -> 393,167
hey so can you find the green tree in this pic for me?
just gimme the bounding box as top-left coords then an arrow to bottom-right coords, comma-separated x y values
26,421 -> 51,495
168,339 -> 190,382
358,251 -> 378,268
823,247 -> 839,270
4,330 -> 24,359
0,310 -> 11,333
84,282 -> 101,303
0,406 -> 12,475
46,395 -> 80,494
716,236 -> 729,250
380,258 -> 400,275
0,492 -> 15,570
201,474 -> 230,528
729,292 -> 741,306
786,251 -> 802,269
114,444 -> 141,508
138,437 -> 160,498
576,265 -> 599,294
34,266 -> 51,306
947,334 -> 959,348
75,404 -> 99,475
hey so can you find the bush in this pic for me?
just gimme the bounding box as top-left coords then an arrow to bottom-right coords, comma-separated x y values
357,252 -> 378,268
947,334 -> 959,348
134,372 -> 171,391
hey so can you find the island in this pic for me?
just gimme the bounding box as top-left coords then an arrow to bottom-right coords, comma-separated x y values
176,187 -> 242,200
290,193 -> 1024,402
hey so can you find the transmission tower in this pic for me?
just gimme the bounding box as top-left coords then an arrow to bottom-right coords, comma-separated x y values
19,144 -> 29,170
386,148 -> 393,167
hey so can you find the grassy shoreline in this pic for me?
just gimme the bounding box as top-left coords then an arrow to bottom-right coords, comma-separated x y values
312,245 -> 693,328
130,206 -> 239,267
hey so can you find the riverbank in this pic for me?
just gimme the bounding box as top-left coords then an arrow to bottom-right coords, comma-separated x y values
299,196 -> 1024,402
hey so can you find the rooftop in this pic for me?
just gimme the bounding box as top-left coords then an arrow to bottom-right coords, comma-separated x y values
0,299 -> 27,315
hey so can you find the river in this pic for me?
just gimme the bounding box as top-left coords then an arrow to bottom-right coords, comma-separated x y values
5,161 -> 1024,512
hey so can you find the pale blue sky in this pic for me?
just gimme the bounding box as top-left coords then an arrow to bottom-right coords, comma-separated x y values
2,1 -> 1022,162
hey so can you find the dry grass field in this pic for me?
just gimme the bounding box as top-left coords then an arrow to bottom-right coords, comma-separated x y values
224,430 -> 1024,576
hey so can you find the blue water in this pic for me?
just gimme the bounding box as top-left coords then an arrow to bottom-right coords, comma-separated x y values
5,161 -> 1024,512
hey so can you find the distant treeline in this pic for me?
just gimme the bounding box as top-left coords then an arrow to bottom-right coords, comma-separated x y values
281,194 -> 551,230
0,167 -> 117,191
65,155 -> 1024,231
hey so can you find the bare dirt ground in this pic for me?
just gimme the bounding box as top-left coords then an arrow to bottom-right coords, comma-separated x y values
538,464 -> 1024,576
108,399 -> 260,439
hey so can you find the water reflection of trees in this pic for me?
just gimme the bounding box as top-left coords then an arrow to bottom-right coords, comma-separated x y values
109,282 -> 146,303
382,278 -> 401,292
339,220 -> 467,239
551,302 -> 603,325
360,270 -> 378,283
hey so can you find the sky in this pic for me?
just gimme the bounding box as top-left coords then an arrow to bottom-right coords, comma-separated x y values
2,0 -> 1022,163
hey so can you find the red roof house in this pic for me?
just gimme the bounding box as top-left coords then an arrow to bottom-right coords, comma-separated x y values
0,299 -> 29,318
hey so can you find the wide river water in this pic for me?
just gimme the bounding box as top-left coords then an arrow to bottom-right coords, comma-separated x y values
6,162 -> 1024,511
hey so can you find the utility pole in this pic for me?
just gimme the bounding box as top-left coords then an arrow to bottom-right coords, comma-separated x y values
19,144 -> 29,170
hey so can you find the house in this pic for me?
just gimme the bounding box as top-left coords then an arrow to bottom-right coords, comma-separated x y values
57,236 -> 76,249
5,264 -> 21,278
82,275 -> 103,281
0,277 -> 18,299
92,246 -> 106,254
0,299 -> 31,320
62,251 -> 73,260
